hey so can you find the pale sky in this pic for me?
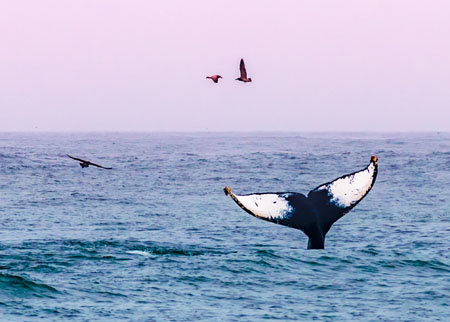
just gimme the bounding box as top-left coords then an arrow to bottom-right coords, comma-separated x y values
1,1 -> 449,131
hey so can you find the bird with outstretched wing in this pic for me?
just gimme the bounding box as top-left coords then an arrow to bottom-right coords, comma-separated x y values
235,58 -> 252,82
206,75 -> 222,83
67,155 -> 112,169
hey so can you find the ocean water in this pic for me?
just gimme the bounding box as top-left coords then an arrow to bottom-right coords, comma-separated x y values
0,132 -> 449,321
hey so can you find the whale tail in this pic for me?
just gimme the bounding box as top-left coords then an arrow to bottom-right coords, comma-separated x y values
224,156 -> 378,249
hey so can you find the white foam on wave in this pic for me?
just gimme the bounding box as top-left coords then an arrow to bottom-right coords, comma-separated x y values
127,250 -> 151,257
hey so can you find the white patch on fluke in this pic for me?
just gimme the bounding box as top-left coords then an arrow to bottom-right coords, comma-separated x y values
234,193 -> 293,220
315,163 -> 376,208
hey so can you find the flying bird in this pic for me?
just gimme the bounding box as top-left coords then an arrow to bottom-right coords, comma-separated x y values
224,156 -> 378,249
206,75 -> 222,83
235,58 -> 252,82
67,155 -> 112,170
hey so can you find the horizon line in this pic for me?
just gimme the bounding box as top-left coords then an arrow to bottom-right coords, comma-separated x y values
0,130 -> 448,134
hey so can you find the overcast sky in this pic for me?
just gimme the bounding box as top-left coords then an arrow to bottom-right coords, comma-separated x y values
1,1 -> 449,131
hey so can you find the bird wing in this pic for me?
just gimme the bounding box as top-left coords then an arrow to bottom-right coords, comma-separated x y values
224,186 -> 301,225
239,59 -> 247,79
307,158 -> 378,233
88,161 -> 112,170
67,154 -> 88,163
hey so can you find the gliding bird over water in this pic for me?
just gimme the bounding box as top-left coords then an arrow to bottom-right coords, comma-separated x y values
235,58 -> 252,82
206,75 -> 222,83
67,155 -> 112,169
224,156 -> 378,249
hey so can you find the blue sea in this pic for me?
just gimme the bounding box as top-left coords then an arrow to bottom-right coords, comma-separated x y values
0,132 -> 449,321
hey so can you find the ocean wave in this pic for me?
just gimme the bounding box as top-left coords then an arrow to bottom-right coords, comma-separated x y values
0,273 -> 59,298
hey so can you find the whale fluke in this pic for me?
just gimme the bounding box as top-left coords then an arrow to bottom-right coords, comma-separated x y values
224,156 -> 378,249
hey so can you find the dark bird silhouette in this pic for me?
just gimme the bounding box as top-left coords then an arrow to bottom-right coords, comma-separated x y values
67,155 -> 112,169
224,156 -> 378,249
206,75 -> 222,83
235,58 -> 252,82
